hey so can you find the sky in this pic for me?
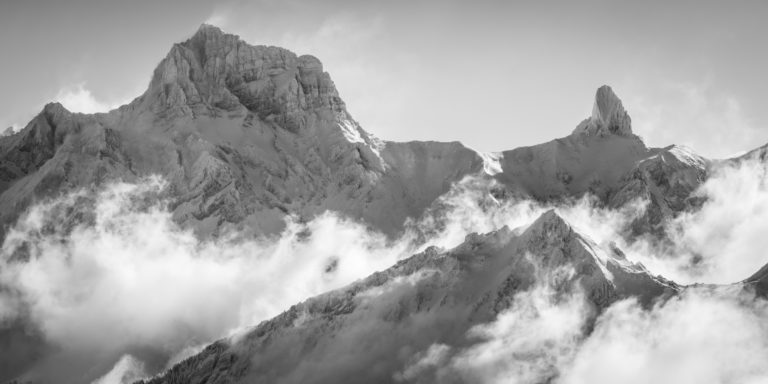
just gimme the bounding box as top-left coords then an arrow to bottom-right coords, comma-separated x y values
0,0 -> 766,158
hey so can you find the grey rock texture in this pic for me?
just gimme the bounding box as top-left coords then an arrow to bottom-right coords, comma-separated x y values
572,85 -> 633,137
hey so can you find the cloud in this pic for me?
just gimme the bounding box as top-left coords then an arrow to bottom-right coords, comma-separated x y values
663,157 -> 768,283
421,161 -> 768,286
395,343 -> 452,382
576,156 -> 768,285
92,355 -> 147,384
445,284 -> 588,384
204,3 -> 236,28
560,288 -> 768,384
54,84 -> 123,114
397,170 -> 768,383
395,281 -> 768,384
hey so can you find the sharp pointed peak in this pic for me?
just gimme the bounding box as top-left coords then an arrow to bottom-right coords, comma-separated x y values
572,85 -> 633,137
592,85 -> 624,121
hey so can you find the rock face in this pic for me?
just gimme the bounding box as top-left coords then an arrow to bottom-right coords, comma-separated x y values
573,85 -> 633,137
145,24 -> 346,128
139,211 -> 677,384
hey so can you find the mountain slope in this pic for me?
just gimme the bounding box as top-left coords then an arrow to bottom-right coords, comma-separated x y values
140,210 -> 677,384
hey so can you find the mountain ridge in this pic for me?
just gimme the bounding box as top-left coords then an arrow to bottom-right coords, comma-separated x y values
137,209 -> 678,384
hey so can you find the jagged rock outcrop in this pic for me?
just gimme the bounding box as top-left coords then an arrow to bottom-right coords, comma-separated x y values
573,85 -> 633,137
144,24 -> 346,128
140,211 -> 677,384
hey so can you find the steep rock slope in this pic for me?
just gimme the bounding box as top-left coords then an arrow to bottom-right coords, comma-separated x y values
141,211 -> 677,384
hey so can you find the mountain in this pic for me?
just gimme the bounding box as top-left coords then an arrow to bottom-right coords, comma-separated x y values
139,210 -> 678,384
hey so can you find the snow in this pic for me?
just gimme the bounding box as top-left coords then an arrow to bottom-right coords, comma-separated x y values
478,150 -> 503,175
667,145 -> 708,168
339,118 -> 365,144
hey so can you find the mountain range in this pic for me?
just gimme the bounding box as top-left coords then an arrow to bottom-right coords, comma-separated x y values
1,24 -> 767,384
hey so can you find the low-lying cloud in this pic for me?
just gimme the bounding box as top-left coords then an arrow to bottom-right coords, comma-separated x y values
560,288 -> 768,384
406,287 -> 768,384
665,157 -> 768,283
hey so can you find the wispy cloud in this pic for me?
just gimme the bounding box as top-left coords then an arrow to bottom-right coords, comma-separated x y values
625,81 -> 765,158
54,84 -> 124,114
561,289 -> 768,384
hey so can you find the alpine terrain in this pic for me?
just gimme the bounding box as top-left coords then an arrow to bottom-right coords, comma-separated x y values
1,24 -> 767,384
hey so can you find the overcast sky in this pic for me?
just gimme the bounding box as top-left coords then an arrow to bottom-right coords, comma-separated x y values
1,0 -> 766,157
